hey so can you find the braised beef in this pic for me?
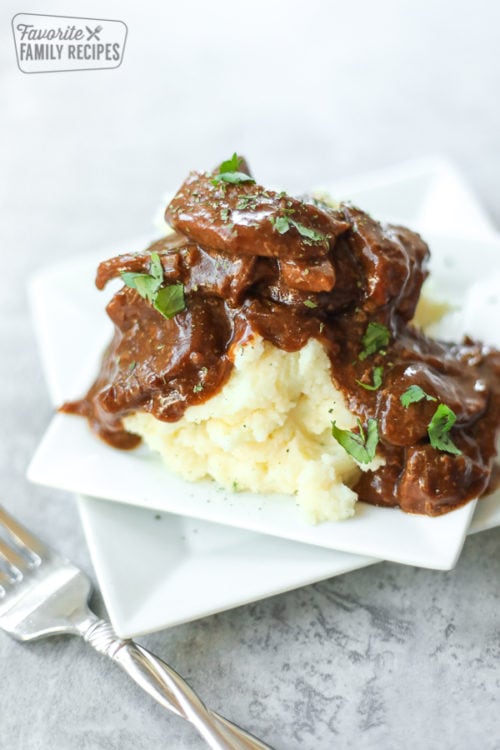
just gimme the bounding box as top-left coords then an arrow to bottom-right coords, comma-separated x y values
62,158 -> 500,516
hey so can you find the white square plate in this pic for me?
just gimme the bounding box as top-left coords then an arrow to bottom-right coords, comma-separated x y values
28,158 -> 500,571
28,157 -> 500,634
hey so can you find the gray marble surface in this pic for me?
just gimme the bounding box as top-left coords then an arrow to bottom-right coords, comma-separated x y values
1,1 -> 500,747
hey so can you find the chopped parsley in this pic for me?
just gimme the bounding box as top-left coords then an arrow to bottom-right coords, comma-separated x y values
149,252 -> 163,281
400,385 -> 437,408
236,194 -> 260,210
304,299 -> 317,309
270,215 -> 326,243
427,404 -> 462,455
356,366 -> 383,391
154,283 -> 185,319
213,172 -> 255,185
291,221 -> 325,243
400,386 -> 459,453
211,152 -> 255,186
219,153 -> 242,172
331,418 -> 379,464
121,252 -> 163,302
193,383 -> 203,393
271,216 -> 291,234
359,322 -> 390,361
121,253 -> 186,320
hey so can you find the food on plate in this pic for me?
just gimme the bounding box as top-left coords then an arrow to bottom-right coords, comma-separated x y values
61,155 -> 500,522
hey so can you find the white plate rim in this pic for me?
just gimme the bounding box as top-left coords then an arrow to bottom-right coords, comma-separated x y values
26,156 -> 500,635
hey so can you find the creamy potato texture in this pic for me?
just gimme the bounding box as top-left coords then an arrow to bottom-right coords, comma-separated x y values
120,193 -> 444,522
67,157 -> 491,521
124,335 -> 384,522
123,286 -> 445,522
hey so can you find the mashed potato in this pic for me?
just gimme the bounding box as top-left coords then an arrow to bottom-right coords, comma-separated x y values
122,192 -> 445,523
124,335 -> 384,522
123,192 -> 448,523
413,281 -> 452,330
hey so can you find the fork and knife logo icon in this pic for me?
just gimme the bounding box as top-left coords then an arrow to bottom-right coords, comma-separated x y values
85,25 -> 102,41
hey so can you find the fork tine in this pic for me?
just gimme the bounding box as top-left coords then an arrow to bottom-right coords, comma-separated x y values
0,539 -> 28,571
0,506 -> 47,557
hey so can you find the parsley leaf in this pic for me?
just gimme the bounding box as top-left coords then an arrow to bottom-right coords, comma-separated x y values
121,271 -> 151,293
400,385 -> 437,408
134,275 -> 161,302
212,153 -> 255,186
304,299 -> 317,309
427,404 -> 462,455
270,216 -> 326,243
236,194 -> 259,210
219,153 -> 241,172
149,252 -> 164,282
359,322 -> 390,361
289,220 -> 325,243
331,418 -> 379,464
121,254 -> 186,320
356,366 -> 383,391
153,284 -> 186,319
271,216 -> 291,234
121,252 -> 163,302
212,171 -> 255,185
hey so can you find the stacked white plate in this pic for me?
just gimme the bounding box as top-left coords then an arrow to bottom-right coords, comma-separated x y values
28,156 -> 500,636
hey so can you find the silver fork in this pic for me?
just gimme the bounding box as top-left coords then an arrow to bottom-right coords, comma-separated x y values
0,505 -> 274,750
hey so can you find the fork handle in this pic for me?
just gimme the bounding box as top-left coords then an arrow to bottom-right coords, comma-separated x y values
81,618 -> 273,750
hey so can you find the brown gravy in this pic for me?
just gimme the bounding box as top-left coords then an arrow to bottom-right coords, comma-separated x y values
62,161 -> 500,516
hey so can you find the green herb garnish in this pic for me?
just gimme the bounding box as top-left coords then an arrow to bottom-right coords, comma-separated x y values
359,322 -> 390,361
211,152 -> 255,186
218,153 -> 241,172
121,253 -> 185,320
270,215 -> 326,243
400,385 -> 437,408
304,299 -> 317,309
356,366 -> 383,391
271,216 -> 291,234
427,404 -> 462,455
290,221 -> 325,243
121,252 -> 164,302
331,418 -> 379,464
212,172 -> 255,185
153,283 -> 185,319
236,194 -> 260,210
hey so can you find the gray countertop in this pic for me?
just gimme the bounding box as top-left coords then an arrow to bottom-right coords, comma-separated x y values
1,1 -> 500,747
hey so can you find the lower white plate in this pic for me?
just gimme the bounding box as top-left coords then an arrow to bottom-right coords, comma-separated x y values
79,496 -> 377,634
30,156 -> 500,635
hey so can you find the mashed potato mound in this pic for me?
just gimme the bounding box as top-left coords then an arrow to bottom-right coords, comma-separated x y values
124,335 -> 384,523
